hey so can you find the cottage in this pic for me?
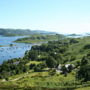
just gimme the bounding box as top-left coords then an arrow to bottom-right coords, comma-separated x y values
56,64 -> 75,74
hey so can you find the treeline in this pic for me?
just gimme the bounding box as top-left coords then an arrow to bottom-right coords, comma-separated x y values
0,58 -> 29,79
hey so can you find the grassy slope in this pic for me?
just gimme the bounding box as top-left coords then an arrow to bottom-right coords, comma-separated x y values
0,70 -> 75,89
0,60 -> 75,89
75,87 -> 90,90
26,61 -> 43,66
64,37 -> 90,65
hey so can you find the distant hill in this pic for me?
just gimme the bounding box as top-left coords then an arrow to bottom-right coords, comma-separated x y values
0,28 -> 56,36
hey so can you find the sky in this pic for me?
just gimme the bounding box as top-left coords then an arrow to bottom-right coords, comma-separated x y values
0,0 -> 90,34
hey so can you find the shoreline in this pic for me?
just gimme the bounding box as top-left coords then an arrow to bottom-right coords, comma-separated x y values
14,40 -> 48,44
0,44 -> 16,47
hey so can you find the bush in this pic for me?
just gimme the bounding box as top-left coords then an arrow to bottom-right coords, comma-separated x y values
5,77 -> 9,81
49,69 -> 56,76
76,64 -> 90,82
70,39 -> 79,44
29,64 -> 36,69
34,65 -> 42,72
84,44 -> 90,49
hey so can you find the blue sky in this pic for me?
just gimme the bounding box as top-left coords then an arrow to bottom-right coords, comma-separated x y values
0,0 -> 90,34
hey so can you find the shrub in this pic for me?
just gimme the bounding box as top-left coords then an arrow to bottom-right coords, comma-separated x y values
34,65 -> 42,72
84,44 -> 90,49
49,69 -> 56,76
29,64 -> 36,69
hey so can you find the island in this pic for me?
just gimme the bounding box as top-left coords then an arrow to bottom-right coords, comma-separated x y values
14,34 -> 65,44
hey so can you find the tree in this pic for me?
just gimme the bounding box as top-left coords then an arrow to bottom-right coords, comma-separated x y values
70,39 -> 79,44
67,64 -> 74,73
23,66 -> 29,72
84,44 -> 90,49
29,64 -> 36,69
34,65 -> 42,72
28,50 -> 38,60
46,56 -> 57,68
81,56 -> 88,66
10,44 -> 13,47
61,65 -> 68,77
76,55 -> 90,82
77,64 -> 90,82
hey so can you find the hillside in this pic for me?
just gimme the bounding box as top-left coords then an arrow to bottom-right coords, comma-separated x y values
0,28 -> 56,36
0,36 -> 90,89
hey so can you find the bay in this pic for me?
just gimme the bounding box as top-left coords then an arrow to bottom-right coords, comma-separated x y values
0,35 -> 31,64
